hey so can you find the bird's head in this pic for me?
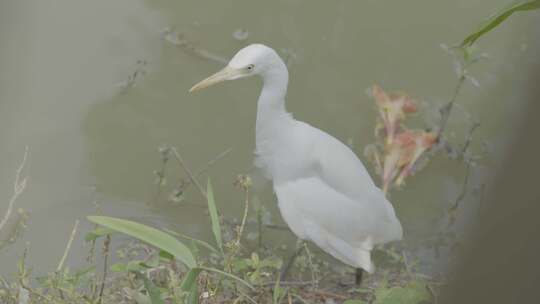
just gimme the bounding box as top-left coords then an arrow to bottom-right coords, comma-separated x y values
189,44 -> 284,92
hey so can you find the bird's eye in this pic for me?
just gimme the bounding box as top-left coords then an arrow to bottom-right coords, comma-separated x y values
247,64 -> 255,71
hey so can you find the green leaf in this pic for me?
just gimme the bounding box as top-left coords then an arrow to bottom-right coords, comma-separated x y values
162,228 -> 218,254
142,254 -> 160,268
461,0 -> 540,47
186,282 -> 199,304
84,227 -> 115,242
232,259 -> 249,272
158,250 -> 174,261
180,269 -> 201,304
111,263 -> 127,273
87,216 -> 196,268
206,179 -> 223,253
180,268 -> 202,292
127,261 -> 146,272
140,273 -> 164,304
272,275 -> 288,304
198,266 -> 255,291
374,281 -> 431,304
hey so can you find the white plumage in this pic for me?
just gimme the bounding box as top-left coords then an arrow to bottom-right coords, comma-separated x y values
190,44 -> 402,274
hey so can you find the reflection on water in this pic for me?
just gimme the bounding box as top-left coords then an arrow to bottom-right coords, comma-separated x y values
0,0 -> 536,273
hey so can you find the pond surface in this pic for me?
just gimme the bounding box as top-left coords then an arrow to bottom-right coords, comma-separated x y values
0,0 -> 538,274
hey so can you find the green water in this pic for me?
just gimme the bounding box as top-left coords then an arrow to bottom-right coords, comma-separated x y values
0,0 -> 537,273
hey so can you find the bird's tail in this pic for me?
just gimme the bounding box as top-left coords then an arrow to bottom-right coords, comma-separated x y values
353,248 -> 375,274
325,235 -> 375,273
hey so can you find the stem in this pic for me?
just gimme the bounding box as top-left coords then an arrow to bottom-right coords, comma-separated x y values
57,220 -> 80,272
303,243 -> 318,289
437,76 -> 466,139
98,235 -> 111,304
0,147 -> 29,232
170,147 -> 207,199
256,204 -> 263,252
179,147 -> 232,192
235,188 -> 250,248
226,186 -> 250,272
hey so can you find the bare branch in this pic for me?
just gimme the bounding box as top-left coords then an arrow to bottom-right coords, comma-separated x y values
57,220 -> 80,272
436,76 -> 466,140
0,146 -> 29,232
161,29 -> 228,64
170,147 -> 207,199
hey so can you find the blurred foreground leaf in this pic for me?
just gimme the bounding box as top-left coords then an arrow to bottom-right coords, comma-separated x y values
374,281 -> 431,304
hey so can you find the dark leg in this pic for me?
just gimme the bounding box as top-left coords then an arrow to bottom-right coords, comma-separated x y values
355,268 -> 363,286
280,243 -> 304,281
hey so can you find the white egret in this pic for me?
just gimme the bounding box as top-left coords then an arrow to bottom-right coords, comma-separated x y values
190,44 -> 402,284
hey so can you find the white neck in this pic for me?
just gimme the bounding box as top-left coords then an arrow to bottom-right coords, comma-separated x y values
255,63 -> 292,147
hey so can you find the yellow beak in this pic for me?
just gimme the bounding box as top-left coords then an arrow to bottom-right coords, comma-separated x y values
189,66 -> 244,93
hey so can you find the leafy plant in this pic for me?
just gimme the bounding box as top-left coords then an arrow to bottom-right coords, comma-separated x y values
374,281 -> 432,304
206,179 -> 223,254
87,216 -> 196,268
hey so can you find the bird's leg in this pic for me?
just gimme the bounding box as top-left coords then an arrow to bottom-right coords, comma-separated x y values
280,239 -> 304,281
355,268 -> 364,286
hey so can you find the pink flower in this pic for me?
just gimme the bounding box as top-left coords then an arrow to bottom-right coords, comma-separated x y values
395,131 -> 437,186
372,85 -> 417,146
382,130 -> 437,193
382,131 -> 416,193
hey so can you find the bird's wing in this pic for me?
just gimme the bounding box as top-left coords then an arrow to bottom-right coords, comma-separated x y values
303,122 -> 377,199
295,121 -> 402,242
275,177 -> 395,270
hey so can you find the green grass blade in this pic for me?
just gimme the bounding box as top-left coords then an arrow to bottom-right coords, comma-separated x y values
180,269 -> 201,304
198,266 -> 255,291
87,216 -> 196,268
186,283 -> 199,304
180,268 -> 202,292
461,0 -> 540,47
162,228 -> 218,254
272,275 -> 281,304
140,273 -> 165,304
206,179 -> 223,253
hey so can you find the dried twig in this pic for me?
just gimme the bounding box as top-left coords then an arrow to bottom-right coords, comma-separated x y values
234,177 -> 251,248
436,76 -> 466,140
161,29 -> 228,64
57,220 -> 80,272
460,121 -> 481,160
262,280 -> 318,287
448,122 -> 480,225
402,250 -> 414,278
427,283 -> 439,304
303,243 -> 319,289
182,147 -> 233,190
170,147 -> 207,199
310,289 -> 348,300
0,147 -> 29,232
98,235 -> 111,304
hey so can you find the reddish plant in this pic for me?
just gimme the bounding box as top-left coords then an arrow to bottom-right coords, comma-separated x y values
368,85 -> 436,194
